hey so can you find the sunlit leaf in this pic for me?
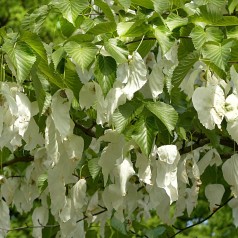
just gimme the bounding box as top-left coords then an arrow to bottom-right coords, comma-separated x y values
64,42 -> 97,71
3,40 -> 36,83
51,0 -> 89,26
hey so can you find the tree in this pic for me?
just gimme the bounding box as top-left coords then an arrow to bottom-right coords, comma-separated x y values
1,0 -> 238,237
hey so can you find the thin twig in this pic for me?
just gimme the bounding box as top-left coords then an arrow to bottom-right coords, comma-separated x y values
0,206 -> 108,232
170,196 -> 234,238
2,155 -> 34,168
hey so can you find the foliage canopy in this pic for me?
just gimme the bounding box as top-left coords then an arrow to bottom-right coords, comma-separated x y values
1,0 -> 238,237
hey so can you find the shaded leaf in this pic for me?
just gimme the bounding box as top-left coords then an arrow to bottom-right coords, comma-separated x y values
132,116 -> 156,156
172,51 -> 199,87
145,101 -> 178,134
88,158 -> 101,180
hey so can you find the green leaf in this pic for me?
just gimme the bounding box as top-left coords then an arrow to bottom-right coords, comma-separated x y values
94,55 -> 116,95
88,158 -> 101,180
31,67 -> 48,114
117,21 -> 149,38
177,38 -> 195,60
118,0 -> 131,9
199,4 -> 223,24
228,0 -> 238,14
213,16 -> 238,26
132,116 -> 156,156
94,0 -> 115,22
59,17 -> 76,37
52,47 -> 66,70
38,60 -> 65,88
3,40 -> 36,83
112,101 -> 144,133
145,101 -> 178,134
152,0 -> 171,13
64,65 -> 82,101
154,25 -> 174,54
87,22 -> 116,35
64,41 -> 97,71
111,217 -> 128,235
172,51 -> 200,87
145,225 -> 175,238
51,0 -> 89,26
67,34 -> 94,43
165,13 -> 188,31
22,5 -> 49,34
202,40 -> 234,71
190,26 -> 207,50
131,0 -> 154,9
20,31 -> 47,61
127,39 -> 156,58
37,174 -> 48,193
190,26 -> 224,49
104,39 -> 128,63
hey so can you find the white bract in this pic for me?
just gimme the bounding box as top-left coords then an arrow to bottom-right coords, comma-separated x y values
222,154 -> 238,197
192,85 -> 225,129
205,184 -> 225,212
117,52 -> 147,100
154,145 -> 180,203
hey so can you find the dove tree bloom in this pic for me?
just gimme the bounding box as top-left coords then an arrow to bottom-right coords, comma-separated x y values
1,0 -> 238,237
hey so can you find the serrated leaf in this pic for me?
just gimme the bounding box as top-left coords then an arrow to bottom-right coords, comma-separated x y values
118,21 -> 149,37
132,117 -> 156,156
199,5 -> 223,24
64,65 -> 82,101
190,26 -> 223,50
3,40 -> 36,83
111,217 -> 128,235
145,225 -> 175,238
228,0 -> 238,14
118,0 -> 131,9
20,31 -> 47,61
154,26 -> 174,54
211,16 -> 238,26
165,13 -> 188,31
104,39 -> 128,63
94,55 -> 116,95
38,60 -> 65,88
112,101 -> 144,133
37,174 -> 48,193
127,39 -> 156,58
52,47 -> 65,70
190,26 -> 206,50
94,0 -> 115,22
172,51 -> 199,87
202,40 -> 234,71
22,5 -> 49,34
88,158 -> 101,180
51,0 -> 88,26
68,34 -> 94,43
31,68 -> 48,114
59,17 -> 76,37
131,0 -> 154,9
64,41 -> 97,71
145,101 -> 178,134
152,0 -> 171,13
88,22 -> 116,35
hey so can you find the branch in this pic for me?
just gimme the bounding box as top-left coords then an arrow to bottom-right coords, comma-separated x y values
74,122 -> 96,138
170,196 -> 234,238
2,155 -> 34,168
0,206 -> 108,232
